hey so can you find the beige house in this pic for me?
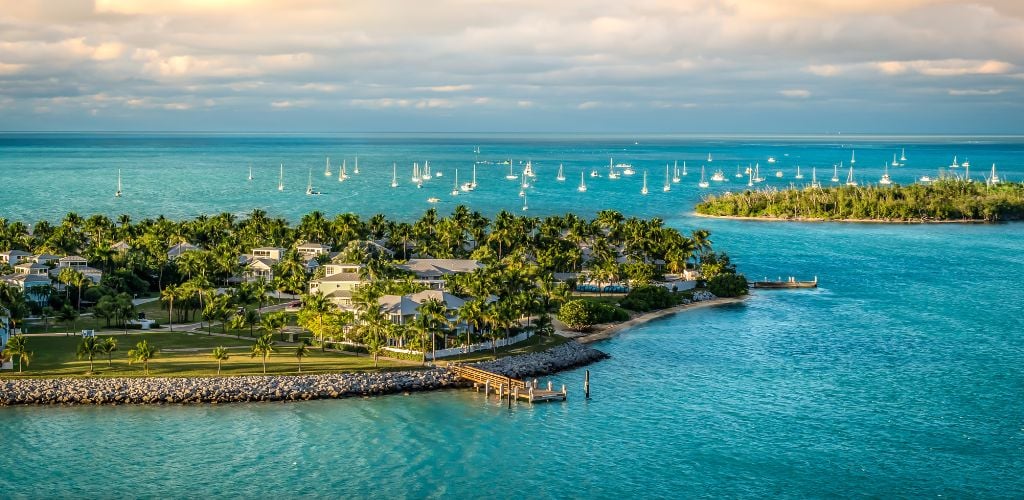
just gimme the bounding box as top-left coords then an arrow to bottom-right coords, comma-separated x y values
252,247 -> 286,261
396,259 -> 483,290
0,250 -> 31,264
296,242 -> 330,259
378,289 -> 466,326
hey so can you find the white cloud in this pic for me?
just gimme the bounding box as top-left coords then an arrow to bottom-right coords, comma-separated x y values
426,84 -> 473,92
875,59 -> 1015,76
947,88 -> 1006,96
779,89 -> 812,98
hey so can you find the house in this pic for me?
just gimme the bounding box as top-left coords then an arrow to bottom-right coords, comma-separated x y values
32,254 -> 61,265
310,271 -> 365,308
0,250 -> 31,265
0,273 -> 52,305
252,247 -> 286,261
14,261 -> 50,276
396,259 -> 483,289
111,241 -> 131,252
53,256 -> 103,285
296,242 -> 330,259
322,261 -> 363,278
58,255 -> 88,268
378,290 -> 466,326
167,242 -> 199,260
244,258 -> 276,282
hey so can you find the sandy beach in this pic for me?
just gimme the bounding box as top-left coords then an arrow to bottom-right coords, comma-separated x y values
560,296 -> 746,345
692,212 -> 991,224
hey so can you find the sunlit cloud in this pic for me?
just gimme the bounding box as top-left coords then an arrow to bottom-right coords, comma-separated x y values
779,89 -> 812,98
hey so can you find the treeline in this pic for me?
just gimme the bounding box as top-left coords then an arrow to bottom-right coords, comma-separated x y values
695,179 -> 1024,222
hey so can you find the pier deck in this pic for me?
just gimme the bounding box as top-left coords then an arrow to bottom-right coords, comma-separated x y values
451,365 -> 566,403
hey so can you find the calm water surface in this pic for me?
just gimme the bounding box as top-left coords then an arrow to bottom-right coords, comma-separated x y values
1,134 -> 1022,498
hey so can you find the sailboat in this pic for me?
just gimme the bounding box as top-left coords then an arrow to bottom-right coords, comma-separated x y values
506,162 -> 517,180
735,165 -> 743,178
949,155 -> 959,168
961,157 -> 970,168
590,166 -> 601,178
663,164 -> 671,192
578,171 -> 587,192
422,161 -> 432,181
306,169 -> 319,195
617,161 -> 635,176
641,170 -> 649,195
753,163 -> 764,183
324,157 -> 332,177
845,165 -> 857,186
850,150 -> 856,166
698,165 -> 710,188
391,163 -> 399,188
707,152 -> 713,162
354,157 -> 360,175
607,158 -> 620,179
900,148 -> 907,162
810,167 -> 820,188
556,163 -> 565,182
830,164 -> 840,183
462,164 -> 477,191
879,162 -> 892,185
115,169 -> 122,197
278,164 -> 284,191
767,156 -> 777,164
794,165 -> 804,179
523,161 -> 535,178
672,161 -> 681,183
711,168 -> 726,182
746,168 -> 753,187
338,160 -> 346,182
248,163 -> 253,181
519,172 -> 529,197
451,170 -> 459,196
988,164 -> 1001,185
891,153 -> 901,167
681,161 -> 688,176
522,190 -> 529,211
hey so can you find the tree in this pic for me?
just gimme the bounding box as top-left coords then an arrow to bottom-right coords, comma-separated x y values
250,333 -> 276,374
128,340 -> 158,375
244,309 -> 261,338
211,346 -> 229,375
56,305 -> 79,336
2,334 -> 32,373
298,291 -> 333,351
294,340 -> 310,373
161,284 -> 179,331
706,273 -> 749,298
228,314 -> 247,338
40,306 -> 54,333
76,336 -> 102,372
261,312 -> 288,341
99,337 -> 118,367
557,299 -> 593,332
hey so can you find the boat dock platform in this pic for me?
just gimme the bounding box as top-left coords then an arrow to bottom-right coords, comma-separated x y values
751,276 -> 818,289
451,365 -> 567,403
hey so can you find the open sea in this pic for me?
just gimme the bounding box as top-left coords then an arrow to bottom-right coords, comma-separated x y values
1,133 -> 1023,498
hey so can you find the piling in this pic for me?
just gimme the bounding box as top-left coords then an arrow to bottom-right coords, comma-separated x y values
584,370 -> 590,399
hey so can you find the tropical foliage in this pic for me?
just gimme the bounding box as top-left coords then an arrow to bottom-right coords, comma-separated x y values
695,179 -> 1024,221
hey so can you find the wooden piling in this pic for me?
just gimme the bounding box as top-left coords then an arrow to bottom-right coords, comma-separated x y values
484,380 -> 489,396
584,369 -> 590,399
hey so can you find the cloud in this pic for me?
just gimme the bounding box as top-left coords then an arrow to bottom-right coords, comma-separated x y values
875,59 -> 1015,76
779,89 -> 812,98
426,84 -> 473,92
806,64 -> 843,77
947,88 -> 1006,96
0,62 -> 25,75
270,100 -> 309,109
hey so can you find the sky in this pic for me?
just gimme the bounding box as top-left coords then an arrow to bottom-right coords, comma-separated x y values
0,0 -> 1022,134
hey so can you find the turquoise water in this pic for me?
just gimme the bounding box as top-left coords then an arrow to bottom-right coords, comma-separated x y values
2,135 -> 1023,497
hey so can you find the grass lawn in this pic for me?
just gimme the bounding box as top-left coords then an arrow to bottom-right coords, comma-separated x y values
439,334 -> 570,364
2,330 -> 410,378
23,300 -> 168,334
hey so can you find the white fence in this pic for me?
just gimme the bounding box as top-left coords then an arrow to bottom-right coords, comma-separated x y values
382,331 -> 531,360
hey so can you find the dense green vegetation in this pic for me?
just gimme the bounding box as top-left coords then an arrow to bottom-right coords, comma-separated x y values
695,179 -> 1024,222
619,285 -> 681,312
557,299 -> 630,331
706,274 -> 749,298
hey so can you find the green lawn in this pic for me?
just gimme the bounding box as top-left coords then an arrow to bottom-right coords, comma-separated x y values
2,330 -> 410,378
23,300 -> 168,334
439,334 -> 570,364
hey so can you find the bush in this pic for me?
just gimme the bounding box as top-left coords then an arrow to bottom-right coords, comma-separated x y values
707,273 -> 749,298
620,285 -> 680,312
557,300 -> 592,331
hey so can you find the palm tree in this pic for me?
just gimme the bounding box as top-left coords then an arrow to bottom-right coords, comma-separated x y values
56,305 -> 79,337
299,291 -> 333,351
211,346 -> 229,375
418,298 -> 448,362
128,340 -> 158,375
244,309 -> 261,337
76,336 -> 102,372
99,337 -> 118,367
161,284 -> 178,331
250,333 -> 276,374
294,340 -> 310,373
261,312 -> 288,341
2,334 -> 32,373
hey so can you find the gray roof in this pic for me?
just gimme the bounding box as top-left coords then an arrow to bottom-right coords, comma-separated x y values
316,272 -> 363,283
377,290 -> 465,316
397,259 -> 482,277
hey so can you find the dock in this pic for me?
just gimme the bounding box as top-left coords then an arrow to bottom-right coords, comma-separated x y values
451,365 -> 567,403
751,276 -> 818,289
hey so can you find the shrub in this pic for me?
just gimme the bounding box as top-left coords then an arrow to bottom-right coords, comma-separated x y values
620,285 -> 680,312
557,300 -> 592,331
707,273 -> 749,298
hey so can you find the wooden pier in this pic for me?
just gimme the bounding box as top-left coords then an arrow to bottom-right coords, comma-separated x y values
451,365 -> 567,403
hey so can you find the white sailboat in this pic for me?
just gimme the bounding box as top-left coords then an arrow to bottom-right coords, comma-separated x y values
663,164 -> 671,192
850,150 -> 856,165
338,160 -> 346,182
767,156 -> 776,164
846,165 -> 857,186
324,157 -> 332,177
707,152 -> 713,162
830,164 -> 840,183
578,171 -> 587,192
900,148 -> 907,162
754,163 -> 764,183
523,160 -> 535,178
810,167 -> 820,188
354,157 -> 360,175
607,158 -> 620,179
698,165 -> 710,188
278,164 -> 284,191
556,163 -> 565,182
672,161 -> 681,183
522,190 -> 528,211
306,169 -> 319,195
451,169 -> 459,196
879,162 -> 892,185
746,168 -> 753,187
735,165 -> 743,179
391,163 -> 399,188
961,157 -> 970,168
506,162 -> 517,180
115,169 -> 122,197
641,170 -> 649,195
711,169 -> 726,182
891,153 -> 901,167
681,161 -> 688,176
794,165 -> 804,179
461,164 -> 477,191
949,155 -> 959,168
248,163 -> 253,181
988,163 -> 1001,185
422,161 -> 432,181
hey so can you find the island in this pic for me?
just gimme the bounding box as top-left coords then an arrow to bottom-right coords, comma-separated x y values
1,207 -> 746,404
695,178 -> 1024,222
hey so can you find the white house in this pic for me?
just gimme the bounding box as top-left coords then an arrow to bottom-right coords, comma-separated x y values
378,290 -> 466,326
0,250 -> 31,265
396,259 -> 483,290
296,242 -> 330,259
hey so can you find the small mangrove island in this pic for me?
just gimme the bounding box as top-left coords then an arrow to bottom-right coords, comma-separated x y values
695,179 -> 1024,222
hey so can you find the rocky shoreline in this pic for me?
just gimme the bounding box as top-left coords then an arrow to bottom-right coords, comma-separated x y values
0,341 -> 607,406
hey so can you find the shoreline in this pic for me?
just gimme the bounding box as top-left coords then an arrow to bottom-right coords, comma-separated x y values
571,296 -> 745,344
692,212 -> 996,224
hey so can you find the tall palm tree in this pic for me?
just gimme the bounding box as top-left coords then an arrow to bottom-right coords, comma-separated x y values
2,334 -> 32,373
56,305 -> 79,337
418,298 -> 448,362
250,334 -> 276,374
161,284 -> 178,331
300,291 -> 333,351
211,346 -> 229,375
294,340 -> 310,373
128,340 -> 158,375
99,337 -> 118,367
76,336 -> 102,372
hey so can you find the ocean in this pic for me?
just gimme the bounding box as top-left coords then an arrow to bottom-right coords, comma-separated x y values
1,133 -> 1022,498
